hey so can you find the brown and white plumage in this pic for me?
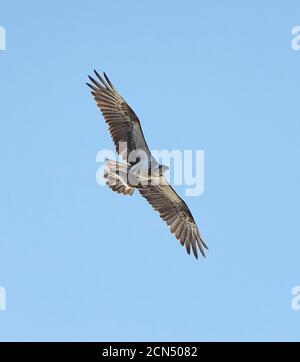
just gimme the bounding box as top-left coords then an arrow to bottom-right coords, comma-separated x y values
87,70 -> 207,259
139,182 -> 208,258
87,70 -> 153,163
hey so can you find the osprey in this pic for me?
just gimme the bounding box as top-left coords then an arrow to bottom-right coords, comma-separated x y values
87,71 -> 208,259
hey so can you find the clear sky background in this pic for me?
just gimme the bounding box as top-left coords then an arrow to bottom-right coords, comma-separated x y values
0,1 -> 299,341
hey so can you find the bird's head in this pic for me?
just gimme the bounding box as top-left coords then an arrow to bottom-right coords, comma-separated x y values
158,164 -> 169,176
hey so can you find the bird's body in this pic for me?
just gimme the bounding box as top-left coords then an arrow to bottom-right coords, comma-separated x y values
87,70 -> 207,259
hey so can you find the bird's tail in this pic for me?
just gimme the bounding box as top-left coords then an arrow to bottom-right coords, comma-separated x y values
104,160 -> 135,196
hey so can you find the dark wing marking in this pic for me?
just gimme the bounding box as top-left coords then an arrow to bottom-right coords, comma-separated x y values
139,182 -> 208,259
87,70 -> 151,161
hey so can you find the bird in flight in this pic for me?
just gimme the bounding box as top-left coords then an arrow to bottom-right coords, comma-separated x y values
87,70 -> 207,259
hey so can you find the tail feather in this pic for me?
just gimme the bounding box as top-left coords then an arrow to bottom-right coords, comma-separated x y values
104,160 -> 135,196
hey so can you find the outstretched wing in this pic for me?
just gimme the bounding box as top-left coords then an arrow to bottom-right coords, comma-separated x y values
87,70 -> 151,161
139,181 -> 208,259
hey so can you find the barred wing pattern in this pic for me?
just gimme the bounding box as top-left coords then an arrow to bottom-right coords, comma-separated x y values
87,70 -> 151,161
139,182 -> 208,259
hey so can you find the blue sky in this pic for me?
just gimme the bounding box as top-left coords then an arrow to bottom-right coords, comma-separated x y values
0,0 -> 300,341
